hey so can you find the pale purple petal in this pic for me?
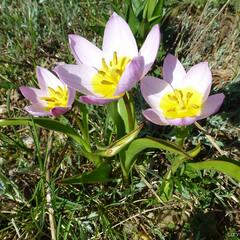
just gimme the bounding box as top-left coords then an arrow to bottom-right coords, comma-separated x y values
163,54 -> 186,89
54,64 -> 97,95
184,62 -> 212,101
167,117 -> 197,126
67,88 -> 76,107
24,103 -> 50,116
142,108 -> 169,125
69,34 -> 103,68
51,107 -> 70,116
139,24 -> 160,76
140,76 -> 173,109
197,93 -> 225,120
37,67 -> 64,90
79,95 -> 118,105
20,86 -> 45,103
103,12 -> 138,58
114,56 -> 144,96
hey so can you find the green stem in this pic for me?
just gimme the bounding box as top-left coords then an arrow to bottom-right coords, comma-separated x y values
120,154 -> 129,182
123,94 -> 134,132
75,116 -> 91,152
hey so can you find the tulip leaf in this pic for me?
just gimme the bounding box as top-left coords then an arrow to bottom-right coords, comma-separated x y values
159,170 -> 173,202
127,3 -> 140,35
117,96 -> 136,134
186,158 -> 240,182
108,101 -> 126,138
149,0 -> 164,23
131,0 -> 147,17
60,163 -> 112,184
123,137 -> 191,175
96,123 -> 143,157
0,118 -> 87,150
187,144 -> 202,158
171,144 -> 202,174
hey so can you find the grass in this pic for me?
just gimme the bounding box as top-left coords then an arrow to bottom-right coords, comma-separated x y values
0,0 -> 240,239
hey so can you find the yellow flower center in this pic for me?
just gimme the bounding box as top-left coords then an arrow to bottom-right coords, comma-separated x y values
40,86 -> 68,111
160,88 -> 203,118
91,51 -> 131,98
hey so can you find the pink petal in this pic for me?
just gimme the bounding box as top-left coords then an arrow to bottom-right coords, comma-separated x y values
142,108 -> 169,125
79,95 -> 118,105
37,67 -> 64,91
184,62 -> 212,101
102,12 -> 138,59
163,54 -> 186,89
24,103 -> 50,116
20,86 -> 45,103
67,88 -> 76,107
140,76 -> 172,109
197,93 -> 225,120
69,34 -> 103,68
139,24 -> 161,76
54,64 -> 97,95
167,117 -> 197,126
114,56 -> 144,96
51,107 -> 70,116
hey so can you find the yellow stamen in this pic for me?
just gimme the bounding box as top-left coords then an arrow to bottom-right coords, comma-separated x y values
92,52 -> 131,98
40,86 -> 68,111
160,88 -> 203,118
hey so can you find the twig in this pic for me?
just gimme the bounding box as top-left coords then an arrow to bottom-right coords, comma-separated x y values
11,218 -> 21,238
135,166 -> 163,204
195,122 -> 225,155
45,131 -> 57,240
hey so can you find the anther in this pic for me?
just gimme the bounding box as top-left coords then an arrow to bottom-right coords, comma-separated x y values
102,58 -> 109,71
113,51 -> 118,65
101,80 -> 114,85
191,104 -> 200,109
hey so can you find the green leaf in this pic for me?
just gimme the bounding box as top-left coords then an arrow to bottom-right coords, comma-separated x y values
127,3 -> 140,35
187,144 -> 201,158
159,170 -> 173,202
108,101 -> 126,138
123,137 -> 191,175
0,81 -> 17,89
171,144 -> 201,174
96,123 -> 143,157
186,158 -> 240,182
150,0 -> 164,22
131,0 -> 147,16
0,118 -> 86,147
117,98 -> 130,133
60,163 -> 112,184
0,118 -> 101,165
117,95 -> 136,133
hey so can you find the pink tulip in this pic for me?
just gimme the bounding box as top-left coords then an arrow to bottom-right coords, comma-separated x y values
141,54 -> 225,126
55,12 -> 160,105
20,67 -> 75,116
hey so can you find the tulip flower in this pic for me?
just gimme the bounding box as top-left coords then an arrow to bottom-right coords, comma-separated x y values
20,67 -> 75,116
141,54 -> 225,126
55,12 -> 160,105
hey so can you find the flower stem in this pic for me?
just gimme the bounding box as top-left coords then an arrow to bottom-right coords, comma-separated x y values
123,93 -> 134,132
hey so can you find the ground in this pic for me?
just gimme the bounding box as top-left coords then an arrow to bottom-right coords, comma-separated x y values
0,0 -> 239,239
